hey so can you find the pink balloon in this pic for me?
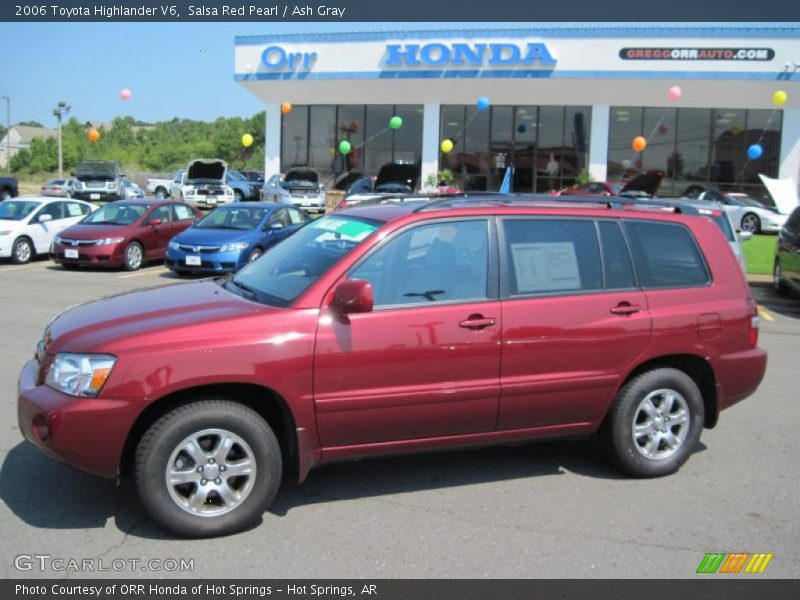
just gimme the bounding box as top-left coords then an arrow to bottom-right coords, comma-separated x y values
120,88 -> 132,101
667,86 -> 682,102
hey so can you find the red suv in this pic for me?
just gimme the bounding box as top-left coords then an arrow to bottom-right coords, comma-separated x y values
18,197 -> 767,537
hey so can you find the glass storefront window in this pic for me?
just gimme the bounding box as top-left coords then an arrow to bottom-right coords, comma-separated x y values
309,106 -> 337,180
365,105 -> 394,174
336,105 -> 365,174
393,105 -> 423,165
281,106 -> 309,170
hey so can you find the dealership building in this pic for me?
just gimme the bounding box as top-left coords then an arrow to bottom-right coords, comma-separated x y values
235,24 -> 800,198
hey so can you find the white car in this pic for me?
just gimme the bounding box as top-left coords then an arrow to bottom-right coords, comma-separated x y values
175,159 -> 236,209
0,197 -> 95,264
701,191 -> 789,234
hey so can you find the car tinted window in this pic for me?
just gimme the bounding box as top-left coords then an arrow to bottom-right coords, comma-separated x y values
65,202 -> 90,217
287,208 -> 308,225
785,206 -> 800,234
0,201 -> 40,221
624,221 -> 709,288
268,209 -> 290,228
350,220 -> 489,307
502,218 -> 602,295
598,221 -> 636,289
148,205 -> 173,223
84,203 -> 148,225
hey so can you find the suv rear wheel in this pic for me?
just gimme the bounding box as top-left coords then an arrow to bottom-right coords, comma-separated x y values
134,399 -> 282,538
601,368 -> 704,478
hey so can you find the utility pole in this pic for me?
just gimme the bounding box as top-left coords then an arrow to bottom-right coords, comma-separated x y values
52,101 -> 70,179
1,96 -> 9,174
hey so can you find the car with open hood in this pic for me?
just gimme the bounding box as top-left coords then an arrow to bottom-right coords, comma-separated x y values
338,162 -> 421,209
261,168 -> 326,214
174,160 -> 236,209
50,199 -> 201,271
165,203 -> 310,275
698,191 -> 789,234
560,171 -> 664,199
70,160 -> 125,202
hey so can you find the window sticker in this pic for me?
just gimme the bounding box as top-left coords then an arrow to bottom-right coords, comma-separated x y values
511,242 -> 581,293
66,203 -> 83,217
310,217 -> 377,240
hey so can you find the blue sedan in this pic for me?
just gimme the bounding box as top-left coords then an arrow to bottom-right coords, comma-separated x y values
165,203 -> 310,275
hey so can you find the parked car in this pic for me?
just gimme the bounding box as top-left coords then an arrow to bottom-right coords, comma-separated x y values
41,179 -> 73,198
558,181 -> 625,197
51,199 -> 201,271
173,160 -> 235,209
774,205 -> 800,295
165,203 -> 310,275
261,168 -> 326,214
699,191 -> 789,234
0,197 -> 95,264
238,170 -> 265,184
19,196 -> 766,537
0,176 -> 19,201
558,170 -> 664,199
70,160 -> 125,202
146,174 -> 174,199
346,161 -> 420,197
121,178 -> 145,199
226,170 -> 261,202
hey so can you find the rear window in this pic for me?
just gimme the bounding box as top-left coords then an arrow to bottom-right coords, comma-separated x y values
624,221 -> 710,289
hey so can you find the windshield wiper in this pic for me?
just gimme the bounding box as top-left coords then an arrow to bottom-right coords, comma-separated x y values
226,278 -> 259,301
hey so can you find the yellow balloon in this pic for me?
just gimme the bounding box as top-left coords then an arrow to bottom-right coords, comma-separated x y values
773,90 -> 788,107
242,133 -> 254,147
440,139 -> 454,153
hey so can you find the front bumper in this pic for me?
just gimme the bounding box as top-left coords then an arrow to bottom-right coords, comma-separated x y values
72,190 -> 119,201
17,359 -> 136,478
50,242 -> 126,267
165,248 -> 248,274
760,219 -> 787,233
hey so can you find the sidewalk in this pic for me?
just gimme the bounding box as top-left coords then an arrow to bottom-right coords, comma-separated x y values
746,274 -> 773,284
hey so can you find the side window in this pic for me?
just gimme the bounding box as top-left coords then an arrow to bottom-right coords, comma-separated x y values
287,208 -> 309,225
38,202 -> 66,220
502,219 -> 602,296
148,205 -> 172,224
350,220 -> 489,307
172,204 -> 195,221
268,209 -> 289,228
624,221 -> 709,289
173,171 -> 183,184
65,201 -> 91,217
598,221 -> 636,289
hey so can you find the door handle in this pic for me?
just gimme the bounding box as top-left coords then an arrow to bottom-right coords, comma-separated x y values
459,315 -> 497,330
610,302 -> 641,316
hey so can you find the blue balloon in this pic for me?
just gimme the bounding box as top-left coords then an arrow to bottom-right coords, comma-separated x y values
476,96 -> 491,111
747,144 -> 763,160
517,124 -> 527,133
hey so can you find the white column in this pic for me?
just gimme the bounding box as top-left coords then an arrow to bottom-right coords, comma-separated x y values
589,104 -> 610,183
264,103 -> 281,177
778,108 -> 800,184
421,102 -> 441,190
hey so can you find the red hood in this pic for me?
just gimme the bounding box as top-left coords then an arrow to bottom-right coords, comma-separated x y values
43,281 -> 278,355
58,223 -> 139,240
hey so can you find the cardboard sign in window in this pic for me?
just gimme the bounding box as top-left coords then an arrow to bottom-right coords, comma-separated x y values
510,242 -> 581,293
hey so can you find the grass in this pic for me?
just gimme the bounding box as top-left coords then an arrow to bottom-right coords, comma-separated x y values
743,234 -> 777,275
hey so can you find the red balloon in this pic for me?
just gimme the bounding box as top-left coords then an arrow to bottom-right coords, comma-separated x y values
658,124 -> 669,135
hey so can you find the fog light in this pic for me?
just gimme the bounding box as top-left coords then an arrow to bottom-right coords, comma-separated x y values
32,414 -> 50,442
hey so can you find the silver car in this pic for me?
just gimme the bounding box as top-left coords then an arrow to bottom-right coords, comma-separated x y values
121,178 -> 145,199
261,168 -> 326,214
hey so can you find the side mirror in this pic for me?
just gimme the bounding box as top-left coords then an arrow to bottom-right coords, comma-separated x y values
739,231 -> 753,242
269,222 -> 284,230
331,279 -> 374,315
149,218 -> 162,226
38,214 -> 53,223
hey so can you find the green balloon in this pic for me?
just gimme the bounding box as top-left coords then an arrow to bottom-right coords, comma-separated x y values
338,140 -> 351,154
389,116 -> 403,129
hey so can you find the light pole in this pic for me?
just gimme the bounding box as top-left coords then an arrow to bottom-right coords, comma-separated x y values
52,101 -> 70,179
1,96 -> 9,174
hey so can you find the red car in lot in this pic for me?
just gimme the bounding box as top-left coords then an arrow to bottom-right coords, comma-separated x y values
19,197 -> 767,537
50,199 -> 201,271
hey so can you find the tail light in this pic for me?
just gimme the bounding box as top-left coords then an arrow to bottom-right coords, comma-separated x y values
746,297 -> 759,348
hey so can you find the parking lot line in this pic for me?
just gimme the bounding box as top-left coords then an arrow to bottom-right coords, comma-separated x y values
0,263 -> 49,273
758,305 -> 775,322
119,267 -> 169,279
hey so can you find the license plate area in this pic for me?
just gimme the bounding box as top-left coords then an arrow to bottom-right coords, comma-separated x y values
64,249 -> 79,259
185,256 -> 202,266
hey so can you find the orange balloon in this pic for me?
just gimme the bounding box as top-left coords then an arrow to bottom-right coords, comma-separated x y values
632,136 -> 647,152
88,128 -> 100,142
280,102 -> 292,114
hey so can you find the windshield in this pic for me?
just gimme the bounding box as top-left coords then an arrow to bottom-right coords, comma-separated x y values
196,206 -> 268,230
728,195 -> 766,208
0,201 -> 40,221
225,215 -> 380,307
83,203 -> 148,225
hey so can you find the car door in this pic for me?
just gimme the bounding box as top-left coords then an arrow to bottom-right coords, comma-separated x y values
141,205 -> 175,259
314,218 -> 501,449
26,201 -> 70,253
497,218 -> 652,430
264,208 -> 292,243
170,171 -> 185,200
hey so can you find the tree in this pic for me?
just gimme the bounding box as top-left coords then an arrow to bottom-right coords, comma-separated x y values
18,120 -> 45,128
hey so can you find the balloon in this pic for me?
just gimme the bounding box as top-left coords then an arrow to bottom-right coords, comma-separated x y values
621,159 -> 633,170
280,102 -> 292,114
119,88 -> 132,101
632,136 -> 647,152
658,124 -> 669,135
338,140 -> 351,155
517,124 -> 527,134
747,144 -> 763,160
389,116 -> 403,129
772,90 -> 788,107
440,139 -> 454,153
667,86 -> 682,102
87,128 -> 100,142
476,96 -> 491,111
241,133 -> 254,147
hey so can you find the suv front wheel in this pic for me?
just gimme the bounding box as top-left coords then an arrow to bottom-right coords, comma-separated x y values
601,368 -> 704,478
134,399 -> 282,538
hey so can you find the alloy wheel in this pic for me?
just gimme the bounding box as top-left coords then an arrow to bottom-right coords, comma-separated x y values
631,388 -> 691,461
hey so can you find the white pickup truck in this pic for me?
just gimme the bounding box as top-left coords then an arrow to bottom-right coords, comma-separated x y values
145,173 -> 177,199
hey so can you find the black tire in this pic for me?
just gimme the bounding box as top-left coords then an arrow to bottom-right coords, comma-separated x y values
741,212 -> 761,234
600,368 -> 704,478
11,237 -> 34,264
123,241 -> 144,271
248,247 -> 263,262
774,260 -> 789,295
134,399 -> 282,538
155,188 -> 168,200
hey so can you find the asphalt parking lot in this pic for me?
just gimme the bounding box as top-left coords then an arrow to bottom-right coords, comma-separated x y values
0,258 -> 798,579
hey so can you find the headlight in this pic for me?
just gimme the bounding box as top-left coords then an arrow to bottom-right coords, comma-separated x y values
108,183 -> 117,190
53,236 -> 62,244
45,353 -> 116,397
72,182 -> 83,190
96,237 -> 125,245
219,242 -> 249,252
168,240 -> 180,250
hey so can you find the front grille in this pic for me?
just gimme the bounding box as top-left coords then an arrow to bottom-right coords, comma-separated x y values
59,239 -> 97,246
177,244 -> 221,253
197,188 -> 224,196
